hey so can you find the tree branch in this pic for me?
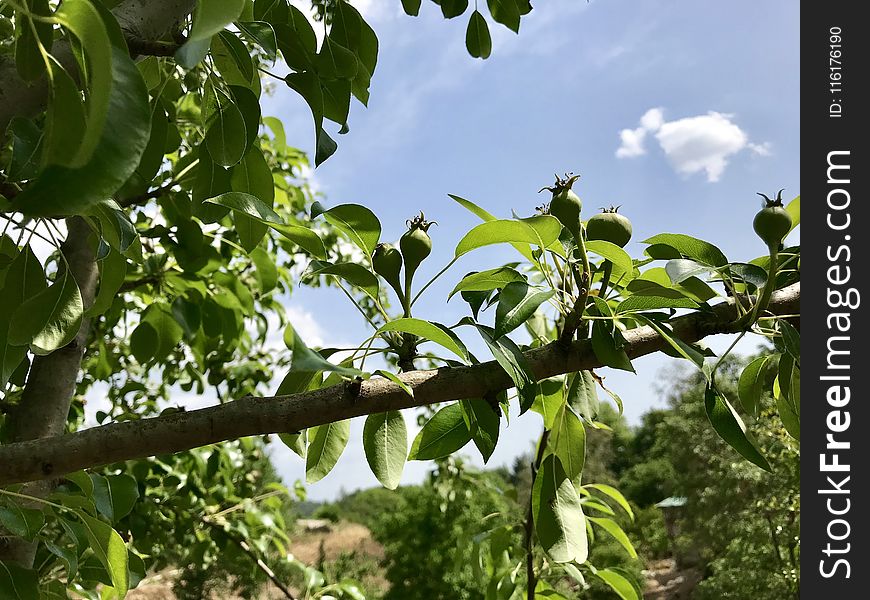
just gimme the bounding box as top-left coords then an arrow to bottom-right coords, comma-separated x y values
0,218 -> 99,565
0,284 -> 800,487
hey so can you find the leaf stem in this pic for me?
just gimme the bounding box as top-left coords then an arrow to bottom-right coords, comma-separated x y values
410,257 -> 458,308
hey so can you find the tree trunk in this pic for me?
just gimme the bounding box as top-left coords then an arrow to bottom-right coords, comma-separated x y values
0,218 -> 98,566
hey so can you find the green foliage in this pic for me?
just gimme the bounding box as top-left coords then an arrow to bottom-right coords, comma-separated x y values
369,458 -> 518,600
0,1 -> 799,597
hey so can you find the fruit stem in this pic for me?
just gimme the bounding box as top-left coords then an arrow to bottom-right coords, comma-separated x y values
559,227 -> 593,345
744,245 -> 779,327
598,260 -> 613,300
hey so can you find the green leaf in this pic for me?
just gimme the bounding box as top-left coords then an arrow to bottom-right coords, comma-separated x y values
785,195 -> 800,233
206,192 -> 283,224
642,233 -> 728,267
306,420 -> 351,483
42,61 -> 87,168
408,403 -> 472,460
175,36 -> 211,69
465,10 -> 492,59
401,0 -> 422,16
373,370 -> 414,398
591,320 -> 634,373
284,71 -> 338,166
250,247 -> 278,293
90,473 -> 139,523
476,325 -> 536,410
0,245 -> 46,386
331,0 -> 378,104
217,31 -> 255,83
487,0 -> 525,33
77,511 -> 129,597
305,261 -> 379,302
594,568 -> 639,600
550,405 -> 586,480
279,431 -> 307,459
449,267 -> 525,299
584,483 -> 635,521
273,223 -> 328,259
377,318 -> 468,362
229,148 -> 275,252
315,203 -> 381,258
14,0 -> 52,82
229,86 -> 264,157
284,323 -> 361,376
455,217 -> 561,258
66,470 -> 95,497
141,303 -> 184,362
316,37 -> 359,81
779,320 -> 800,365
0,561 -> 39,600
0,505 -> 44,541
775,388 -> 800,441
8,270 -> 83,355
449,194 -> 536,261
585,240 -> 634,275
532,455 -> 588,563
273,7 -> 317,70
205,100 -> 248,167
53,0 -> 114,167
45,540 -> 79,582
230,140 -> 281,206
588,517 -> 637,558
189,0 -> 245,40
238,21 -> 278,60
704,385 -> 771,471
363,411 -> 407,489
617,291 -> 699,313
531,377 -> 564,430
737,356 -> 770,416
664,259 -> 710,285
494,282 -> 554,338
634,315 -> 707,374
11,47 -> 151,217
5,117 -> 43,181
566,371 -> 599,422
91,201 -> 140,258
461,398 -> 501,463
130,322 -> 158,364
441,0 -> 469,19
87,248 -> 127,317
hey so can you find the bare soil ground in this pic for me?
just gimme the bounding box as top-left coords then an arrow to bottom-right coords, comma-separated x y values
642,558 -> 702,600
127,521 -> 386,599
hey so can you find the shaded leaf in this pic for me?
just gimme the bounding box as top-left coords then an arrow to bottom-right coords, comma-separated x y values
408,403 -> 472,460
306,420 -> 351,483
532,455 -> 588,563
363,411 -> 407,489
704,385 -> 771,471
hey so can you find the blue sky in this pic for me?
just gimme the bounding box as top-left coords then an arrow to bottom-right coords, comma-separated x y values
260,0 -> 800,500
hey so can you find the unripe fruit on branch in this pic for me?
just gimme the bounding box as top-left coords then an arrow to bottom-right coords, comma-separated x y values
753,189 -> 792,249
400,212 -> 435,284
586,206 -> 632,248
373,243 -> 404,301
541,173 -> 582,239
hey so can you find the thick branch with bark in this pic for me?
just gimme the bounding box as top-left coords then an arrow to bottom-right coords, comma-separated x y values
0,218 -> 99,564
0,283 -> 800,487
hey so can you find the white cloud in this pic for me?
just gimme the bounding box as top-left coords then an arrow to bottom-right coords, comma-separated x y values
615,127 -> 647,158
616,108 -> 770,182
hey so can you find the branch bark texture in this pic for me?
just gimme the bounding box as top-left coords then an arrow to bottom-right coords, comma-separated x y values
0,283 -> 800,488
0,218 -> 99,564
